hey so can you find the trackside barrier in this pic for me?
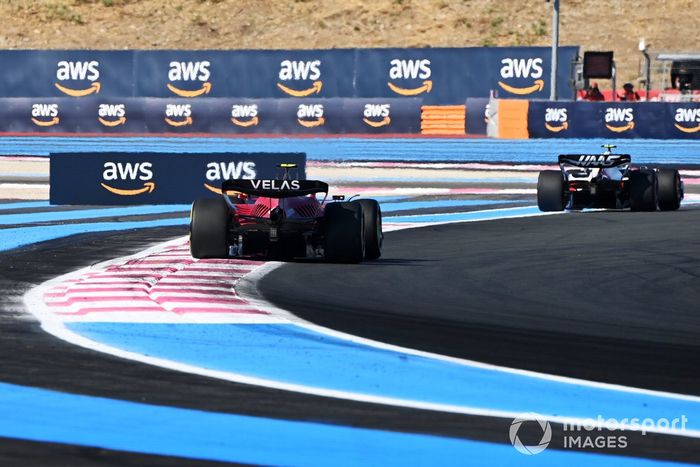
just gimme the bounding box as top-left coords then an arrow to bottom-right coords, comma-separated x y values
420,106 -> 466,135
50,152 -> 307,205
0,47 -> 579,104
527,101 -> 700,139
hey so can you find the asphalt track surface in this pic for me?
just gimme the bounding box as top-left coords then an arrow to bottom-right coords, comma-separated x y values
2,211 -> 700,464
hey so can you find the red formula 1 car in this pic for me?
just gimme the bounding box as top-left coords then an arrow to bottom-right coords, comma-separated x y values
537,145 -> 684,212
189,164 -> 382,263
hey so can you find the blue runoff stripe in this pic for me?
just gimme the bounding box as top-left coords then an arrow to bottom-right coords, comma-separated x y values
2,137 -> 700,164
0,204 -> 190,225
381,199 -> 519,213
0,218 -> 188,252
0,201 -> 51,211
388,205 -> 543,223
0,381 -> 683,466
67,322 -> 700,435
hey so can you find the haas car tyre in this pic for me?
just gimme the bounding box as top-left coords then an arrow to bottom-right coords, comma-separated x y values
190,198 -> 229,259
537,170 -> 566,211
324,201 -> 365,263
357,199 -> 382,260
629,169 -> 658,211
657,168 -> 682,211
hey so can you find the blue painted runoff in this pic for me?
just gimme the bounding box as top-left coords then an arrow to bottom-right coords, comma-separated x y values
0,381 -> 685,466
387,205 -> 543,222
0,200 -> 51,210
0,204 -> 190,225
2,137 -> 700,164
67,322 -> 700,435
0,217 -> 188,252
381,199 -> 520,213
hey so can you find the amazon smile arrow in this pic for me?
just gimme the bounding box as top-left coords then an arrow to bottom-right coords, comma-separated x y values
277,81 -> 323,97
387,80 -> 432,96
231,116 -> 259,127
498,79 -> 544,95
545,121 -> 569,132
674,122 -> 700,133
297,117 -> 325,128
100,181 -> 155,196
31,117 -> 60,127
363,116 -> 391,128
165,116 -> 193,127
55,81 -> 101,97
167,82 -> 212,98
605,121 -> 635,133
98,116 -> 127,127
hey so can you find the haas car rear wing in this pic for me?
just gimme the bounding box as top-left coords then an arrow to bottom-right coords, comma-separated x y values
221,179 -> 329,198
558,154 -> 631,168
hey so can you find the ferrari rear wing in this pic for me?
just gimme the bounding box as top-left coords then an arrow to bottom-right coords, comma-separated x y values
221,179 -> 329,198
558,154 -> 631,168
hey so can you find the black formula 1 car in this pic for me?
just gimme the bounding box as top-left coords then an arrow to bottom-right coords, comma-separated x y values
189,164 -> 382,263
537,145 -> 684,212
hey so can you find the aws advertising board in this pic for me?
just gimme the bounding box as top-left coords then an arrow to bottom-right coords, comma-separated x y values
50,152 -> 307,205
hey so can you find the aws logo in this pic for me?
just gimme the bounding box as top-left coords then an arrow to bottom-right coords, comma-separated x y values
297,104 -> 324,128
544,107 -> 568,132
98,104 -> 126,127
363,104 -> 391,128
203,161 -> 257,194
167,61 -> 211,97
498,58 -> 544,95
674,108 -> 700,133
231,104 -> 259,127
387,59 -> 432,96
604,108 -> 635,132
165,104 -> 193,127
31,104 -> 60,127
277,60 -> 322,97
101,162 -> 155,196
55,61 -> 101,97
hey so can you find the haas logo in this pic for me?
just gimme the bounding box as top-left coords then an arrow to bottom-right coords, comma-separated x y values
167,61 -> 212,97
31,103 -> 60,127
498,58 -> 544,95
604,108 -> 635,132
277,60 -> 322,97
363,104 -> 391,128
231,104 -> 259,127
98,104 -> 126,127
164,104 -> 193,127
101,162 -> 155,196
544,107 -> 568,132
674,108 -> 700,133
297,104 -> 325,128
577,155 -> 621,167
387,59 -> 433,96
55,60 -> 101,97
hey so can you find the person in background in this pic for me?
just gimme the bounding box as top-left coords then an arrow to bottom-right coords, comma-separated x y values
583,82 -> 605,101
619,82 -> 641,101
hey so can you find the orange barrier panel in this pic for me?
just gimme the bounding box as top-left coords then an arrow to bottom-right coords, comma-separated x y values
420,105 -> 466,135
497,99 -> 529,139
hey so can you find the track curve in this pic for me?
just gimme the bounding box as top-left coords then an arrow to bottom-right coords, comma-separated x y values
259,208 -> 700,396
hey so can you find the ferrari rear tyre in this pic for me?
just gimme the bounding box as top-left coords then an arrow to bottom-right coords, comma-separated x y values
629,169 -> 658,212
190,198 -> 229,259
324,201 -> 365,263
537,170 -> 566,212
657,169 -> 682,211
357,199 -> 382,260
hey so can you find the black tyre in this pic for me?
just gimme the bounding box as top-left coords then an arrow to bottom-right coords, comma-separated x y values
537,170 -> 566,212
324,201 -> 365,263
357,199 -> 382,260
629,169 -> 658,212
190,198 -> 229,258
657,169 -> 682,211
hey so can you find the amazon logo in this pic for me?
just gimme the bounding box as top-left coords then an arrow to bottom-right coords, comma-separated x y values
167,61 -> 211,97
544,107 -> 569,132
673,108 -> 700,133
604,107 -> 635,133
231,104 -> 259,127
101,162 -> 155,196
498,58 -> 544,95
388,59 -> 432,96
277,60 -> 323,97
297,104 -> 325,128
204,161 -> 257,194
31,103 -> 60,127
164,104 -> 193,127
98,104 -> 126,127
363,103 -> 391,128
55,60 -> 101,97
